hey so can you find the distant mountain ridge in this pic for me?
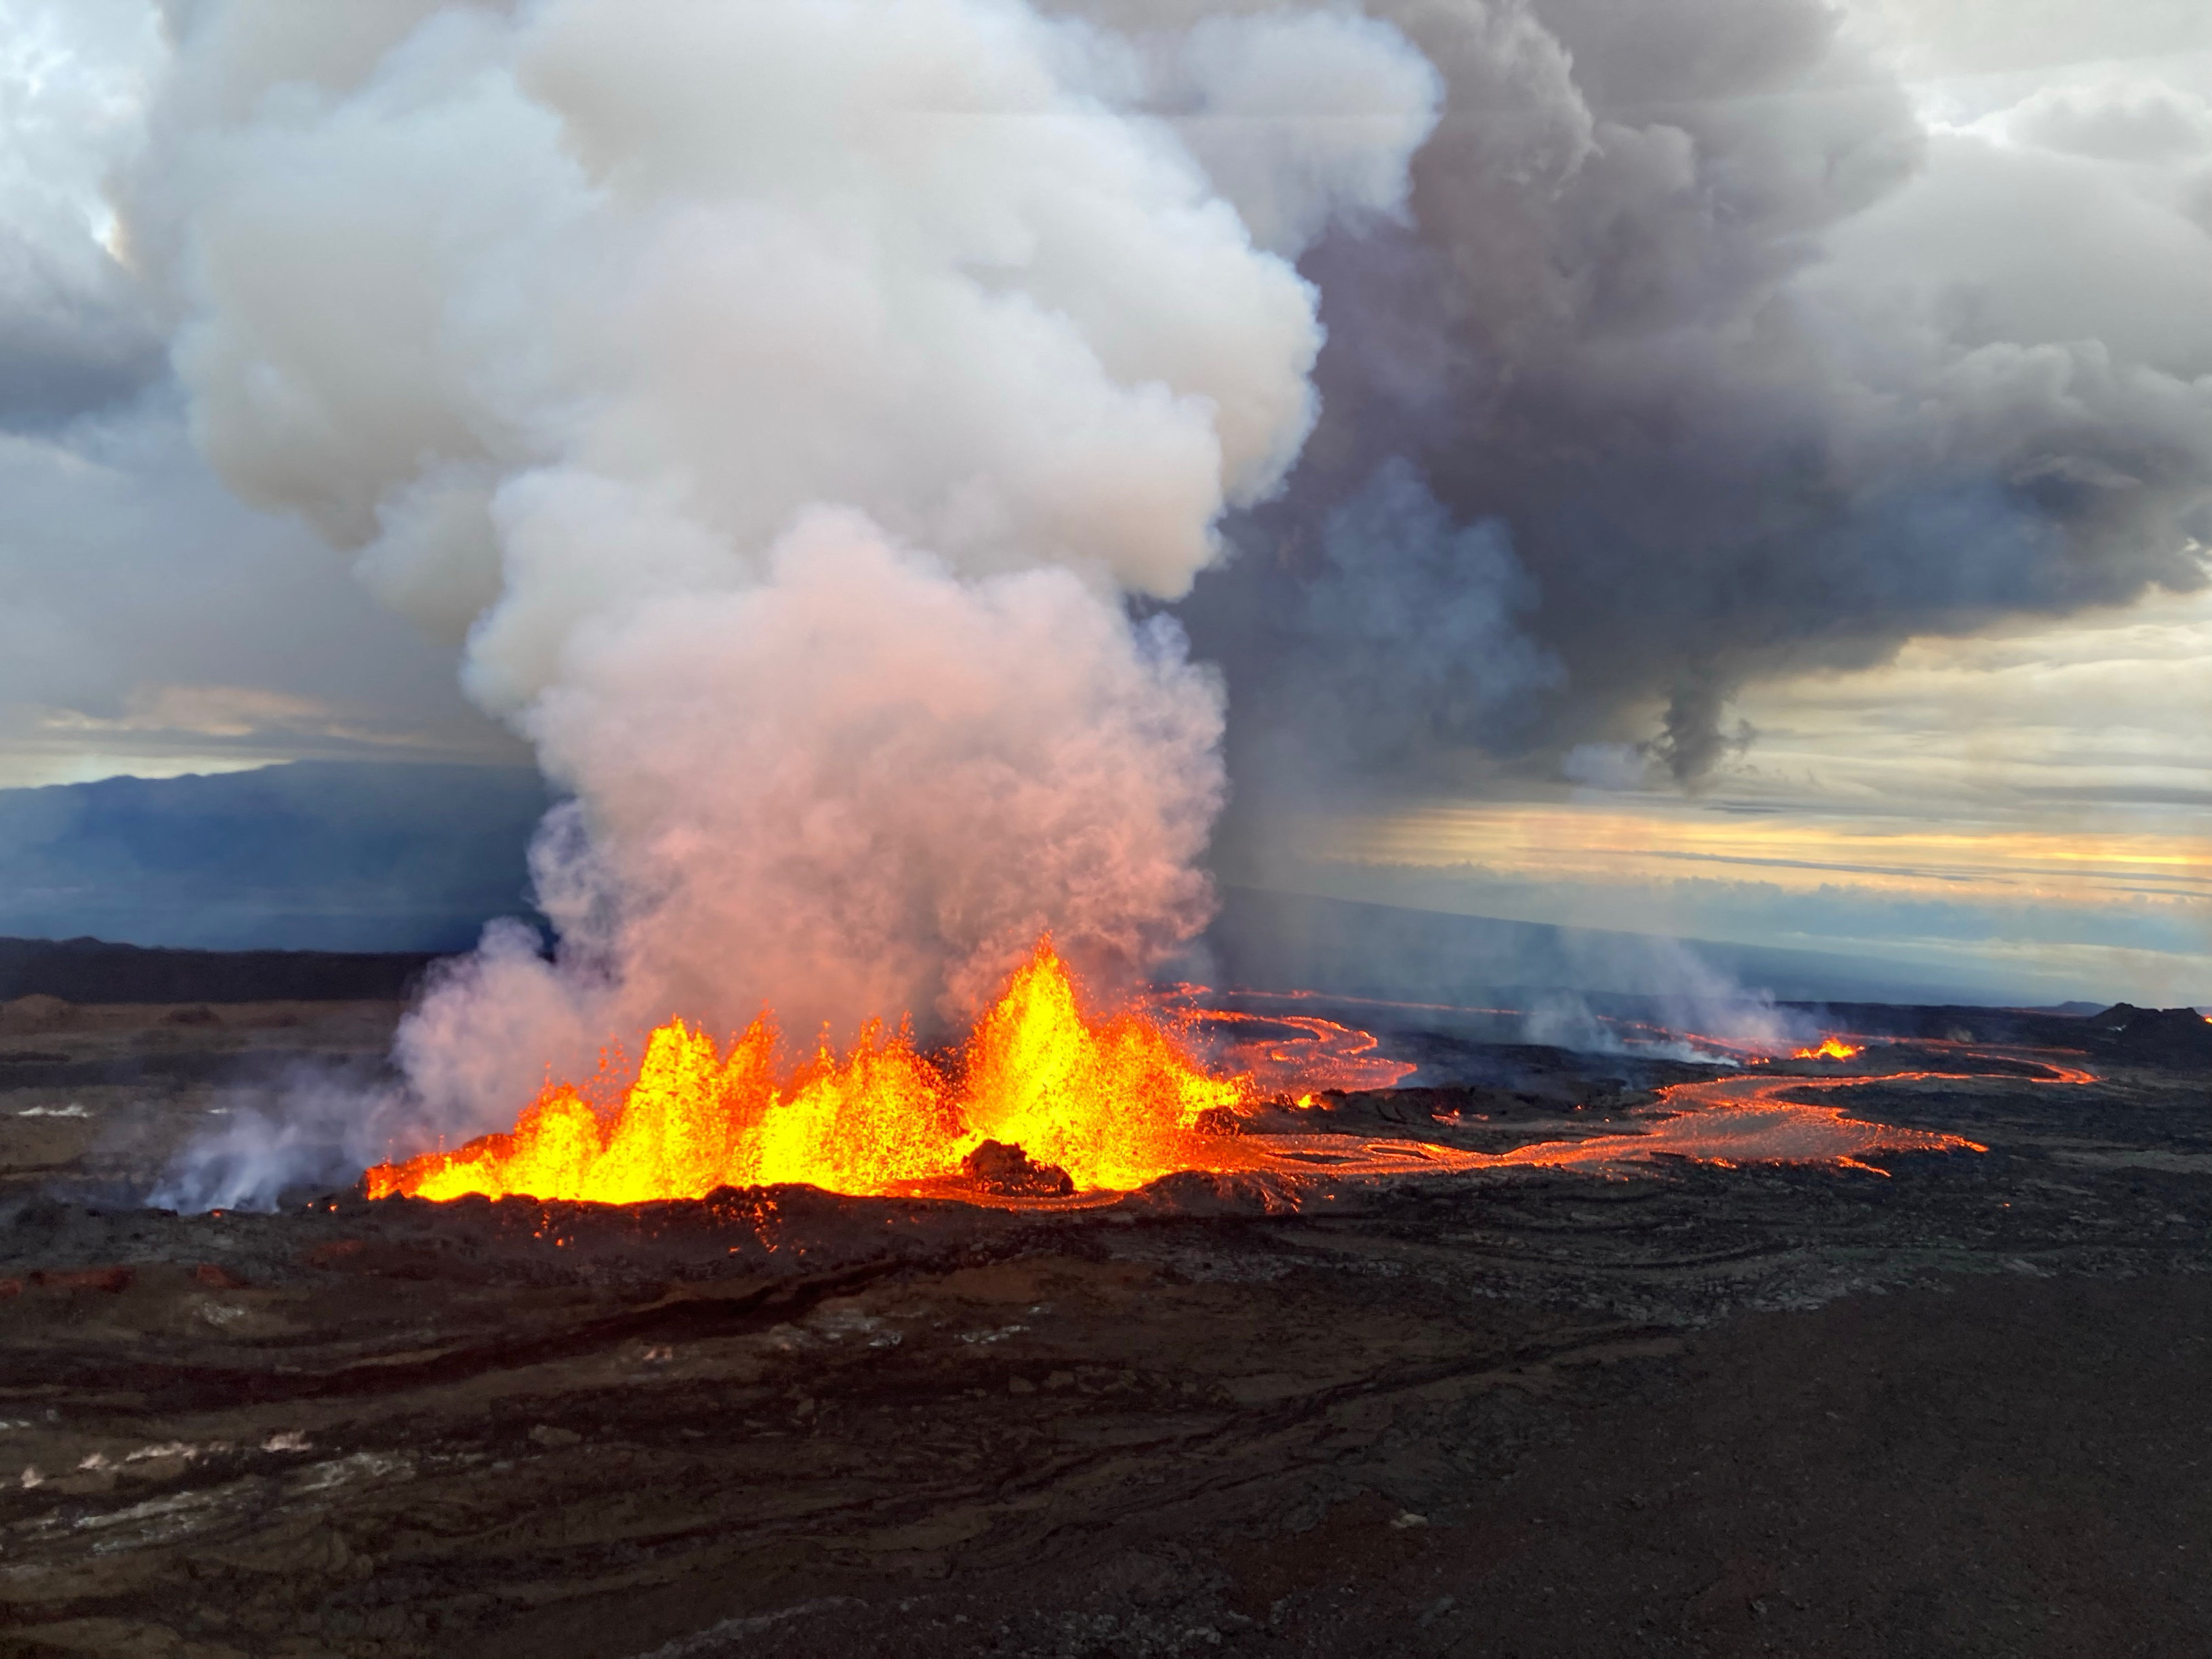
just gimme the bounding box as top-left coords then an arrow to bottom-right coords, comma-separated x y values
0,762 -> 552,954
0,935 -> 438,1004
1202,887 -> 2022,1009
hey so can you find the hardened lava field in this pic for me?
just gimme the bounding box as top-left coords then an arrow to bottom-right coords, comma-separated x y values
1,987 -> 2209,1659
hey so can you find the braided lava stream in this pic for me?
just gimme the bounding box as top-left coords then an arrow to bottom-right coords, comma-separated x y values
365,942 -> 2070,1209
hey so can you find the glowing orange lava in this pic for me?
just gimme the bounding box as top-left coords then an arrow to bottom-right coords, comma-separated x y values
1181,1005 -> 1418,1097
1793,1036 -> 1862,1061
365,946 -> 2068,1209
365,941 -> 1248,1204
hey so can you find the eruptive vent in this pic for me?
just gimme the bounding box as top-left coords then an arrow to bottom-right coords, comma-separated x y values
1793,1038 -> 1864,1061
367,942 -> 1249,1204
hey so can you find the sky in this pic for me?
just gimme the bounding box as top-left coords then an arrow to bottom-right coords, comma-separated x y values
1202,0 -> 2212,1006
1234,583 -> 2212,1006
0,0 -> 524,785
0,0 -> 2205,1008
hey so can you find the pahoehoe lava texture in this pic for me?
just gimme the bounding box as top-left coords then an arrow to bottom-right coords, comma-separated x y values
1,995 -> 2208,1658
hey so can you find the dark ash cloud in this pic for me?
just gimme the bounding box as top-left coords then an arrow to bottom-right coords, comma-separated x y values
1168,0 -> 2212,791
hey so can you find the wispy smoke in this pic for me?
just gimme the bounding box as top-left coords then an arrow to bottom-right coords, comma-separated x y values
147,1067 -> 412,1212
1519,934 -> 1801,1064
133,0 -> 1440,1163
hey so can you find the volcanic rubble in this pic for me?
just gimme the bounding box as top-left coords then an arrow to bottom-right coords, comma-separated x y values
0,994 -> 2208,1658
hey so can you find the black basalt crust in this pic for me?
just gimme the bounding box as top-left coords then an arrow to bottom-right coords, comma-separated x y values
1,989 -> 2206,1658
961,1138 -> 1076,1197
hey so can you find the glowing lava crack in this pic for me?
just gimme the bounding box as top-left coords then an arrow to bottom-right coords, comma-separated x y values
366,943 -> 2026,1208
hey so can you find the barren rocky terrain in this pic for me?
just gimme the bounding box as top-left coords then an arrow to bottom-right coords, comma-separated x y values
2,993 -> 2208,1658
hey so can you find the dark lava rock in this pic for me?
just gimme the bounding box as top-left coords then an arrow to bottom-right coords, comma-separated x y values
1130,1168 -> 1304,1214
961,1139 -> 1074,1197
0,935 -> 437,1004
3,1002 -> 2210,1659
2105,1006 -> 2212,1062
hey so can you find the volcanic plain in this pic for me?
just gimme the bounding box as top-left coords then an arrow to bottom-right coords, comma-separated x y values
2,987 -> 2209,1658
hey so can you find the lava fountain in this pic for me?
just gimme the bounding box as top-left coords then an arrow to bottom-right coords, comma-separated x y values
367,941 -> 1250,1204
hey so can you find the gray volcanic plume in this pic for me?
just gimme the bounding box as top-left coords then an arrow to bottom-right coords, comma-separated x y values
1151,0 -> 2212,791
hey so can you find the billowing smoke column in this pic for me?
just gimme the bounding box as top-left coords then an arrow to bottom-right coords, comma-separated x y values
1145,0 -> 2212,792
131,0 -> 1440,1140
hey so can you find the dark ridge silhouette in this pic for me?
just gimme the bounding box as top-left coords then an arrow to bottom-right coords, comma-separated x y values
0,935 -> 441,1004
2081,1002 -> 2212,1062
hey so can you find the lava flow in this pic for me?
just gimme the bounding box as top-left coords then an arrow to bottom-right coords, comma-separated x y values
367,941 -> 1249,1204
366,944 -> 2057,1208
1174,1003 -> 1418,1100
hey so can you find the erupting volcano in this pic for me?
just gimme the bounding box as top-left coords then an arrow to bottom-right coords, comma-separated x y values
367,941 -> 1252,1204
363,942 -> 2024,1210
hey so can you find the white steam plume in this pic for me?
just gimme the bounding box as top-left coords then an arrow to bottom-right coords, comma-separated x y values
133,0 -> 1439,1155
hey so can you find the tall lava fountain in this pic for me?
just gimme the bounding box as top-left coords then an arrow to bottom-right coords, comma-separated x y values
131,0 -> 1440,1174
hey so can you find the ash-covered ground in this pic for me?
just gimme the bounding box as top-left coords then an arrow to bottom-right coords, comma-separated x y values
2,992 -> 2209,1658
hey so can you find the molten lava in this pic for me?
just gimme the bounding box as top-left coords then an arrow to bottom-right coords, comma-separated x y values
1793,1036 -> 1862,1061
365,947 -> 2047,1210
365,941 -> 1247,1204
1182,1004 -> 1418,1097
